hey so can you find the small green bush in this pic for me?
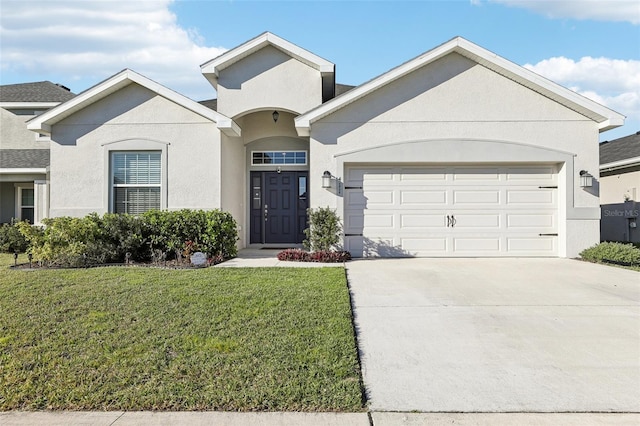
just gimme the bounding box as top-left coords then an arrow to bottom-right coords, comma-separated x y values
304,207 -> 343,252
580,242 -> 640,266
0,219 -> 30,253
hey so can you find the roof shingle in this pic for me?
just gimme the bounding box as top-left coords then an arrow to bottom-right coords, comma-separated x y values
0,81 -> 75,103
600,132 -> 640,165
0,149 -> 50,168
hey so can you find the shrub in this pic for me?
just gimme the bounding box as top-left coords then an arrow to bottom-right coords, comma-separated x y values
304,207 -> 342,252
96,213 -> 150,262
17,209 -> 238,267
580,242 -> 640,266
277,248 -> 351,263
309,250 -> 351,263
277,249 -> 310,262
18,216 -> 105,267
143,209 -> 238,260
0,219 -> 30,253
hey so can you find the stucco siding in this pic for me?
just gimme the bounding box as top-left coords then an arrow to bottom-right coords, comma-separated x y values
220,134 -> 245,246
1,108 -> 49,150
600,169 -> 640,204
217,45 -> 323,118
309,53 -> 601,257
48,83 -> 221,217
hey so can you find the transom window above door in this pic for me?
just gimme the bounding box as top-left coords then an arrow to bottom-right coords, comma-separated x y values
252,151 -> 307,165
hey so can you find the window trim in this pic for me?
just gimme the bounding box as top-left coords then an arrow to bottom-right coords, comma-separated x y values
251,150 -> 308,166
14,183 -> 35,223
110,151 -> 162,214
103,139 -> 169,214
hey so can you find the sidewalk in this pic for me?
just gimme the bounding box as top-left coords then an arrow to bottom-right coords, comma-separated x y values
215,248 -> 343,267
2,411 -> 639,425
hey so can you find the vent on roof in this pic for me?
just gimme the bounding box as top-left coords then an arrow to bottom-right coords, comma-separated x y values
56,84 -> 71,92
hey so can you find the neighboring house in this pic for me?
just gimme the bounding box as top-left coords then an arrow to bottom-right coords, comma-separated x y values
26,33 -> 624,258
599,132 -> 640,243
0,81 -> 75,224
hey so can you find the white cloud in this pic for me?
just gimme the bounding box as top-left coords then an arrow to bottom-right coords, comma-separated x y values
524,56 -> 640,121
476,0 -> 640,24
0,0 -> 227,99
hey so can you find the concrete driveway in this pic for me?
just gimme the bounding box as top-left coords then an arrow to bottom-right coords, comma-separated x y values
346,258 -> 640,412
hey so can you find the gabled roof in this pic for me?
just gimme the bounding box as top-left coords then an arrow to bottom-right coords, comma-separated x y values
600,131 -> 640,170
27,69 -> 240,137
0,81 -> 75,107
295,37 -> 625,136
201,32 -> 335,87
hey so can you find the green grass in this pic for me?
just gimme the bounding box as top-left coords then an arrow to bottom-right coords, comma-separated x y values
0,253 -> 364,411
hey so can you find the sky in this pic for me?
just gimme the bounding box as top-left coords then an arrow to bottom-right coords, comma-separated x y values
1,0 -> 639,141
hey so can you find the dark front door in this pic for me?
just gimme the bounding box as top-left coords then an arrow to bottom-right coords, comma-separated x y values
250,171 -> 308,244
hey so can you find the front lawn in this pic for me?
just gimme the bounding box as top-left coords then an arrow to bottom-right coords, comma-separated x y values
0,254 -> 364,411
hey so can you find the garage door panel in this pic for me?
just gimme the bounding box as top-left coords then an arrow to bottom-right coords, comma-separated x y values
344,164 -> 558,257
399,168 -> 447,182
507,213 -> 555,229
507,237 -> 556,252
453,190 -> 500,205
506,166 -> 556,181
453,213 -> 501,228
401,238 -> 448,252
401,190 -> 447,205
401,214 -> 447,228
364,190 -> 394,205
507,189 -> 555,205
364,213 -> 395,228
453,167 -> 500,181
454,237 -> 501,252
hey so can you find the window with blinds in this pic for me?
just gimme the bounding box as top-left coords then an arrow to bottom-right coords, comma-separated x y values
111,152 -> 161,214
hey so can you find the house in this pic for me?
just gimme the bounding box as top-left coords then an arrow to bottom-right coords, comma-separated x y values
0,81 -> 75,224
24,33 -> 624,257
599,132 -> 639,243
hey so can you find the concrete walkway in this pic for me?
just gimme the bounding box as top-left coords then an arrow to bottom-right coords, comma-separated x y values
215,248 -> 343,267
2,411 -> 639,425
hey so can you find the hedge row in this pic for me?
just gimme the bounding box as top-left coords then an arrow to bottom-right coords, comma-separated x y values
579,242 -> 640,266
16,209 -> 238,267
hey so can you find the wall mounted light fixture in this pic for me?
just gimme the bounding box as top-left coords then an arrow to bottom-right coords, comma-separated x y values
322,170 -> 332,188
272,110 -> 279,123
579,170 -> 593,188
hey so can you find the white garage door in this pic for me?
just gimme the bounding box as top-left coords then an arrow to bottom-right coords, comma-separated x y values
344,165 -> 558,257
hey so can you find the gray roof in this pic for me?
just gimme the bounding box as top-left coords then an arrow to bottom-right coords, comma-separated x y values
600,131 -> 640,165
0,81 -> 75,103
0,149 -> 50,168
199,99 -> 217,111
335,83 -> 355,96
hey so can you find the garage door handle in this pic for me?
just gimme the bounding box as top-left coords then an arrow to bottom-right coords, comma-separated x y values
451,215 -> 456,228
446,215 -> 451,227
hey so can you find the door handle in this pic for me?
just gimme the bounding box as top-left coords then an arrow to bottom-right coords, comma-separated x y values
446,215 -> 451,227
451,215 -> 456,228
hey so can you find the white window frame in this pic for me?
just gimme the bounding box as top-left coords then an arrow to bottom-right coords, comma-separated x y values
14,183 -> 35,223
251,150 -> 308,166
110,151 -> 162,214
102,139 -> 169,214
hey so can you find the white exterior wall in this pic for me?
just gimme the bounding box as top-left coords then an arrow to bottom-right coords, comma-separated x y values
600,170 -> 640,204
309,53 -> 601,257
0,108 -> 49,150
49,84 -> 221,217
217,46 -> 323,118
